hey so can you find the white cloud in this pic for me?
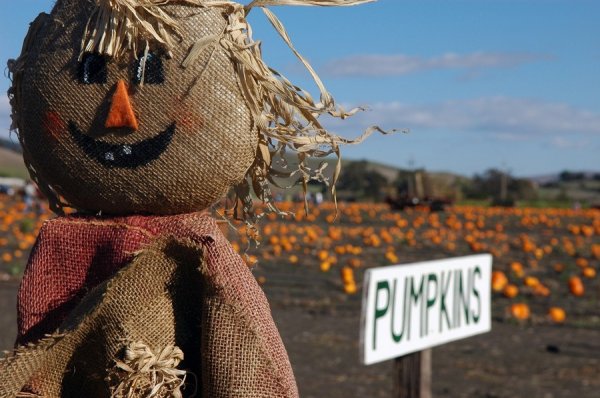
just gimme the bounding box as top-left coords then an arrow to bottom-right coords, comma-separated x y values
549,136 -> 590,149
326,97 -> 600,138
322,52 -> 554,77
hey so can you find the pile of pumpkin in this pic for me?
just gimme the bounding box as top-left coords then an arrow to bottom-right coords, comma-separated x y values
223,202 -> 600,325
0,197 -> 50,279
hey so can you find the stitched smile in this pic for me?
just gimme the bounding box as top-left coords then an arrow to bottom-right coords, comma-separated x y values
68,122 -> 175,169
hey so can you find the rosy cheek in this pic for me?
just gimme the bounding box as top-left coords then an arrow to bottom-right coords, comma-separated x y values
169,99 -> 204,132
42,111 -> 66,140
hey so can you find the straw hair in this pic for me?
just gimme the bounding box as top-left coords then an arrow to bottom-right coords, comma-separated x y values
217,2 -> 395,223
80,0 -> 206,59
80,0 -> 374,58
107,342 -> 187,398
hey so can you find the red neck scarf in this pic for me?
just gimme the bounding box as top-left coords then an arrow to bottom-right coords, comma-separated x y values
17,211 -> 217,344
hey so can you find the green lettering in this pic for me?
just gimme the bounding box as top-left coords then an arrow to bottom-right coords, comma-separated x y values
457,269 -> 471,326
471,266 -> 482,323
439,271 -> 452,332
402,278 -> 411,340
424,273 -> 438,337
408,275 -> 425,340
391,279 -> 407,342
373,280 -> 390,350
453,270 -> 459,328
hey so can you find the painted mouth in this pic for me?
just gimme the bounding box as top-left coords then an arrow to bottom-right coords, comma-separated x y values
68,121 -> 175,169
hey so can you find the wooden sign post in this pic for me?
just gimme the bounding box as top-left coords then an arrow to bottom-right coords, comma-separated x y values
360,254 -> 493,397
394,349 -> 431,398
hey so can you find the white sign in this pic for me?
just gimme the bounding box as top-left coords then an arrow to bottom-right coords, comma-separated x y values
360,254 -> 492,365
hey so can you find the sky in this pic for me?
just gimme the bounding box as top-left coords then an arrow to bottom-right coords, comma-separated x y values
0,0 -> 598,177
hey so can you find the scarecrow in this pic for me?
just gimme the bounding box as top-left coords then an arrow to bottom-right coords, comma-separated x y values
0,0 -> 387,396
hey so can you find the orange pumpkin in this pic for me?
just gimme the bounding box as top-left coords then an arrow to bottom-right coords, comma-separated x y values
568,276 -> 584,296
385,251 -> 399,264
575,257 -> 589,268
592,244 -> 600,260
256,276 -> 267,286
548,307 -> 566,323
317,250 -> 329,261
341,267 -> 355,285
491,271 -> 508,292
244,255 -> 258,267
503,284 -> 519,298
344,282 -> 357,295
533,284 -> 550,297
510,303 -> 530,320
348,258 -> 362,268
510,262 -> 524,278
553,263 -> 565,273
582,267 -> 596,279
524,276 -> 540,288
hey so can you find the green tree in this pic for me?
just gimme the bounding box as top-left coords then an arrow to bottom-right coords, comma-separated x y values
464,168 -> 538,202
337,161 -> 388,201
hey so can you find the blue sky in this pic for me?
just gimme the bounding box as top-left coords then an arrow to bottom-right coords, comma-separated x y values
1,0 -> 599,177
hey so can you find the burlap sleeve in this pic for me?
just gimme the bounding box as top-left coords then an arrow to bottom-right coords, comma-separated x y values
199,229 -> 299,397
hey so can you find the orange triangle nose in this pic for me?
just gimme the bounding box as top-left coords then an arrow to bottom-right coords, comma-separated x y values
105,80 -> 139,130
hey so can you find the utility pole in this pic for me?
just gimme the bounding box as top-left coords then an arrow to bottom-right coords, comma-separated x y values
500,162 -> 508,201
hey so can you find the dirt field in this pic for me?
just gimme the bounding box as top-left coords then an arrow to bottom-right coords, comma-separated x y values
0,281 -> 18,351
1,280 -> 598,397
271,302 -> 600,397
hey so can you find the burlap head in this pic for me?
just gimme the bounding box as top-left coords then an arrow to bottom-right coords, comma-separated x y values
13,0 -> 257,215
9,0 -> 389,219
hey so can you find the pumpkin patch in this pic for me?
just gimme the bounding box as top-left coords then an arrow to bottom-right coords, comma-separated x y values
2,197 -> 599,326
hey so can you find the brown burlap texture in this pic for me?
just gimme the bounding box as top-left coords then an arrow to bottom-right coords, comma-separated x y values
0,213 -> 298,397
14,0 -> 257,215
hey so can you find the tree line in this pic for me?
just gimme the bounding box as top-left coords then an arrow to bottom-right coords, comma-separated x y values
336,163 -> 538,204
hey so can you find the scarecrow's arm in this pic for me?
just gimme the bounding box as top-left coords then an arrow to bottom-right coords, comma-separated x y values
199,232 -> 299,397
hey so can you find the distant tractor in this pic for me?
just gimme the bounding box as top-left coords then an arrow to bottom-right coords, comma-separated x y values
386,169 -> 455,212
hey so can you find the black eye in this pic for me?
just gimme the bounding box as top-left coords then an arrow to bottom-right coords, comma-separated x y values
78,53 -> 107,84
133,52 -> 165,85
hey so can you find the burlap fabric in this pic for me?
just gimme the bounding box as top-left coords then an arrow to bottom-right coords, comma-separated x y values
0,213 -> 298,397
14,0 -> 257,215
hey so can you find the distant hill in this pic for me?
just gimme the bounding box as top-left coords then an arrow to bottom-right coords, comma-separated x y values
335,161 -> 600,206
0,137 -> 22,154
527,171 -> 600,185
0,136 -> 26,178
341,158 -> 405,183
342,158 -> 468,184
0,146 -> 27,179
529,171 -> 600,204
338,158 -> 469,201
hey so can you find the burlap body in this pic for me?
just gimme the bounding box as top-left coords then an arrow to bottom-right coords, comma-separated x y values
1,213 -> 298,397
16,0 -> 257,215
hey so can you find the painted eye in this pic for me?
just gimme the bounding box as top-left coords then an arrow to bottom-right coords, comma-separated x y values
78,53 -> 107,84
133,52 -> 165,85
